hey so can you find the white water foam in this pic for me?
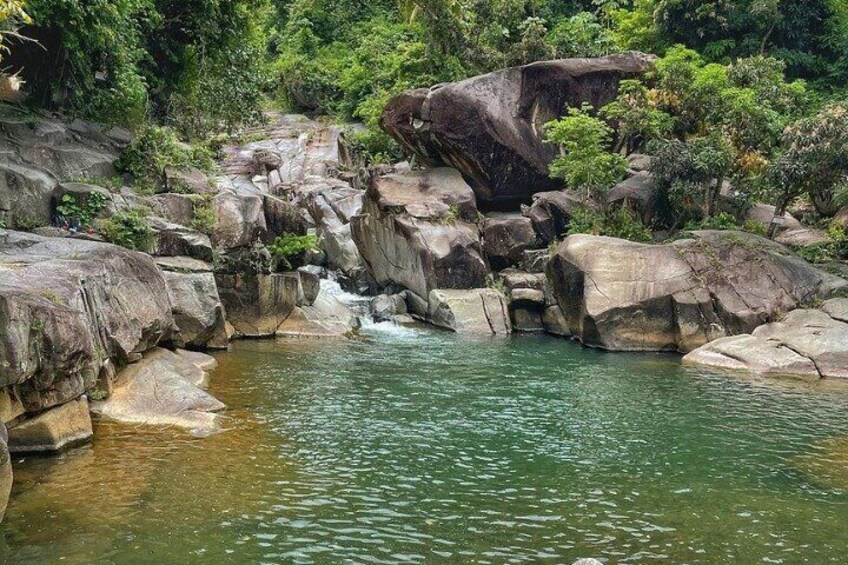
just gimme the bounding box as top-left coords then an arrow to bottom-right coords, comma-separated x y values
322,275 -> 422,338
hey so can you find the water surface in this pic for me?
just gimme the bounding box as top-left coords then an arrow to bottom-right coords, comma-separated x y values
2,326 -> 848,564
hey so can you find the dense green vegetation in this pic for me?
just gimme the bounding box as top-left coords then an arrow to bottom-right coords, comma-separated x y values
2,0 -> 847,256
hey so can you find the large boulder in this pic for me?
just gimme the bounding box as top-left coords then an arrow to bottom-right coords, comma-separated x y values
483,214 -> 539,271
351,168 -> 488,298
0,231 -> 174,414
211,186 -> 267,249
523,190 -> 586,245
7,396 -> 93,453
548,231 -> 848,352
149,217 -> 214,262
162,271 -> 229,350
0,423 -> 9,524
684,302 -> 848,379
606,171 -> 658,225
427,289 -> 511,335
90,347 -> 225,437
380,53 -> 655,206
215,272 -> 299,338
276,284 -> 359,339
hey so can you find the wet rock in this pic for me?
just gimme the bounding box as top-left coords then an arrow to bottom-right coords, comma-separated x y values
0,231 -> 174,414
511,307 -> 544,332
0,423 -> 10,524
149,217 -> 214,261
276,285 -> 359,338
523,191 -> 586,245
548,231 -> 847,352
371,293 -> 408,321
683,334 -> 820,378
163,271 -> 229,350
351,168 -> 488,298
542,305 -> 571,337
427,289 -> 511,335
7,397 -> 93,453
483,214 -> 539,271
381,53 -> 655,206
90,348 -> 225,437
297,266 -> 322,305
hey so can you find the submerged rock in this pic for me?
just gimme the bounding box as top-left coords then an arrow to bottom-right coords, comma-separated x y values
90,348 -> 225,437
381,53 -> 655,206
351,168 -> 488,298
548,231 -> 847,352
427,289 -> 511,336
7,396 -> 93,453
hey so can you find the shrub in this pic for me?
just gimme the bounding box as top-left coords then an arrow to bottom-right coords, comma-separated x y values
567,207 -> 653,243
55,191 -> 108,228
684,212 -> 740,232
191,195 -> 217,235
118,126 -> 213,182
99,209 -> 154,252
268,233 -> 318,270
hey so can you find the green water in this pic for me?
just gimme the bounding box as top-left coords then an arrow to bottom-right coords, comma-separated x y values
2,327 -> 848,564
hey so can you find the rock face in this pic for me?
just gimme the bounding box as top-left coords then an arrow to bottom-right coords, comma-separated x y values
523,191 -> 586,245
7,396 -> 93,452
483,214 -> 539,271
427,289 -> 511,335
351,168 -> 488,298
162,271 -> 229,350
90,348 -> 225,437
215,272 -> 299,338
381,53 -> 655,206
0,231 -> 174,414
0,423 -> 11,523
548,231 -> 847,352
684,301 -> 848,379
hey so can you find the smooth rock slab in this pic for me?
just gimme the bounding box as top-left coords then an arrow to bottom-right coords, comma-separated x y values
427,289 -> 511,336
7,397 -> 93,453
163,271 -> 229,350
683,334 -> 819,378
90,348 -> 225,437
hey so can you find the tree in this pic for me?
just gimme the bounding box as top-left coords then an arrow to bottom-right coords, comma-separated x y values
0,0 -> 30,63
545,105 -> 628,202
769,102 -> 848,236
600,79 -> 672,155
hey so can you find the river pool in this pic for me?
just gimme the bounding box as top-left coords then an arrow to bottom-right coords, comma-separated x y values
2,325 -> 848,564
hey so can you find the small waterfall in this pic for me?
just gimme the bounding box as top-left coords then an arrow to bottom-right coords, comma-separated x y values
322,274 -> 421,337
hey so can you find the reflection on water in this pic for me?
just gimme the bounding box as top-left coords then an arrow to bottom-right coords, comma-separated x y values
2,329 -> 848,564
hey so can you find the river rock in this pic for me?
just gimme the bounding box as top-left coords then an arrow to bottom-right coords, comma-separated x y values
0,231 -> 174,414
351,168 -> 488,298
163,271 -> 229,350
543,305 -> 571,337
215,272 -> 299,338
0,423 -> 9,524
523,190 -> 586,245
381,53 -> 655,206
7,397 -> 93,453
548,231 -> 847,352
90,348 -> 225,436
370,293 -> 408,321
684,306 -> 848,379
427,289 -> 511,335
276,285 -> 359,338
483,214 -> 539,271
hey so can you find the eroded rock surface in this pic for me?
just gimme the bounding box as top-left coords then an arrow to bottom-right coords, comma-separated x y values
90,348 -> 224,436
381,53 -> 655,206
427,289 -> 511,335
7,396 -> 93,452
351,168 -> 488,298
547,231 -> 847,352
